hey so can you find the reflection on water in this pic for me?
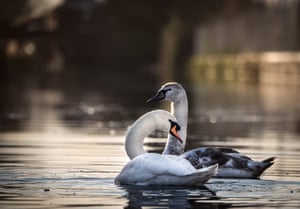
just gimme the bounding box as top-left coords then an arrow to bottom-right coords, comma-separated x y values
0,82 -> 300,208
121,185 -> 225,209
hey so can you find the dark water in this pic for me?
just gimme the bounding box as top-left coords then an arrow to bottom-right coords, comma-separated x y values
1,82 -> 300,208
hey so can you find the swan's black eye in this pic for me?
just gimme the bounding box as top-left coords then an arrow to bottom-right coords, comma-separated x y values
175,123 -> 181,131
168,119 -> 181,131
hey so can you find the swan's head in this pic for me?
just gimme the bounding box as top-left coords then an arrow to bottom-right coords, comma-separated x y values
168,119 -> 183,143
147,82 -> 185,103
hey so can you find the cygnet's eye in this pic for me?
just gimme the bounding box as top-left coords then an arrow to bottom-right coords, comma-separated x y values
162,88 -> 171,95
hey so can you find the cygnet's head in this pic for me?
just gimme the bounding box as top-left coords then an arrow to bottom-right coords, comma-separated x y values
147,82 -> 185,103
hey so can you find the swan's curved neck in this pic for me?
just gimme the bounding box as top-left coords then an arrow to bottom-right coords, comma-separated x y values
125,110 -> 176,159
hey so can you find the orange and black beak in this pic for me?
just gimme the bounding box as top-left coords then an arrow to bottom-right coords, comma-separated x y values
168,119 -> 183,143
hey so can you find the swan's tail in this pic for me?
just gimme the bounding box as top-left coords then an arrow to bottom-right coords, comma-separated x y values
184,164 -> 218,186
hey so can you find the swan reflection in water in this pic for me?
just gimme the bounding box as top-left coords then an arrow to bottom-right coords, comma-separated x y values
120,184 -> 231,209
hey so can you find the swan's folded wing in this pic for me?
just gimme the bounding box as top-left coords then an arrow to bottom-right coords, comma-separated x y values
115,153 -> 218,186
144,154 -> 196,175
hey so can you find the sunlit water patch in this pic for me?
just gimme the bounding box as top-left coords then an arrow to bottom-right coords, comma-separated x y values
1,127 -> 300,209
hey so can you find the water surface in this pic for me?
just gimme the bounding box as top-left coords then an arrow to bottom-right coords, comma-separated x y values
1,82 -> 300,208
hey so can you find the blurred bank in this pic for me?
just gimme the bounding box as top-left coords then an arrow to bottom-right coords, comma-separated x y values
0,0 -> 299,133
1,0 -> 300,86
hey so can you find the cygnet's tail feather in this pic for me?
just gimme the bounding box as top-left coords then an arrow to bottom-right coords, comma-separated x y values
262,157 -> 276,163
256,157 -> 275,177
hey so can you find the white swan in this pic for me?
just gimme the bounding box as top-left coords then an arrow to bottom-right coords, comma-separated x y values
147,82 -> 275,179
115,110 -> 218,186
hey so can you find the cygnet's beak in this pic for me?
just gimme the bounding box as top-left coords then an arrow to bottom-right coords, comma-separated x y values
146,90 -> 165,102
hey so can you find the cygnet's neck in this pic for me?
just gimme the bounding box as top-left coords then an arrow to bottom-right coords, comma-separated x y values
171,90 -> 188,147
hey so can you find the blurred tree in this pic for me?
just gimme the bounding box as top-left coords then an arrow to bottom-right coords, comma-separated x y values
104,0 -> 258,81
0,0 -> 260,89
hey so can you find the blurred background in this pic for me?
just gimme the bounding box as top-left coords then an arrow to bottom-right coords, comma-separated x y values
1,1 -> 300,208
0,0 -> 299,136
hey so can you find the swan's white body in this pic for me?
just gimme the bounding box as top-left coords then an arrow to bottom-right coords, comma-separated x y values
115,110 -> 218,186
115,152 -> 217,186
148,82 -> 275,178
